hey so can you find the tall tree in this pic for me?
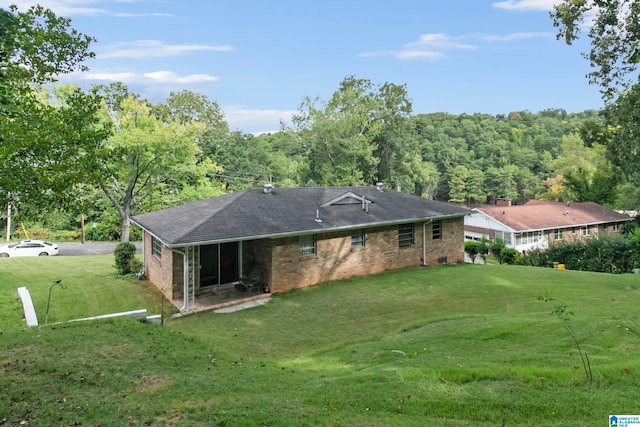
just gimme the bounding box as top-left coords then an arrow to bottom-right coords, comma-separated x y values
155,90 -> 229,159
293,76 -> 381,186
552,1 -> 640,193
446,165 -> 469,204
97,97 -> 212,241
292,76 -> 418,188
0,5 -> 108,211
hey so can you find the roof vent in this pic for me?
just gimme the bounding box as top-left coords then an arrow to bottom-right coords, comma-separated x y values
375,182 -> 384,192
564,210 -> 570,216
263,183 -> 273,194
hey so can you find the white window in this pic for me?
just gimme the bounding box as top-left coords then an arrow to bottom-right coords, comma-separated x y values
152,236 -> 162,259
299,235 -> 316,257
554,229 -> 563,240
494,230 -> 513,246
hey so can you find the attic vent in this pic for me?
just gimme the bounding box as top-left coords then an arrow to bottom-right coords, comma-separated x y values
320,192 -> 372,208
263,183 -> 273,194
375,182 -> 384,191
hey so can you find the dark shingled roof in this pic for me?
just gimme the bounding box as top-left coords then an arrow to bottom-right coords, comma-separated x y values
131,186 -> 472,247
475,200 -> 631,232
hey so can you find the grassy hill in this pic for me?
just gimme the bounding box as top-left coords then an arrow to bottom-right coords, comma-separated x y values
1,256 -> 639,426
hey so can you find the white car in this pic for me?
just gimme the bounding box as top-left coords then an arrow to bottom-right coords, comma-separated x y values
0,240 -> 59,257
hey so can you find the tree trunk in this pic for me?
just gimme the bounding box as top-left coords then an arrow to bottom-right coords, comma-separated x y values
120,214 -> 130,242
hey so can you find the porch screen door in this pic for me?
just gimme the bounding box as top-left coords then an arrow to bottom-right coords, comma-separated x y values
219,242 -> 238,284
199,242 -> 238,286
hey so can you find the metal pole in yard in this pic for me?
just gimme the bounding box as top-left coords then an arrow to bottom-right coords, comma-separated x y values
45,280 -> 65,324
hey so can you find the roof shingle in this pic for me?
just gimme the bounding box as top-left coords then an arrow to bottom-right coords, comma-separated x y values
475,200 -> 630,232
131,186 -> 471,247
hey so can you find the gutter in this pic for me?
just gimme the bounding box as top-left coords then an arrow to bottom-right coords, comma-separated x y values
422,219 -> 433,266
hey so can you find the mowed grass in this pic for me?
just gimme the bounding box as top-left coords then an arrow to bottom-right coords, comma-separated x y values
1,255 -> 640,426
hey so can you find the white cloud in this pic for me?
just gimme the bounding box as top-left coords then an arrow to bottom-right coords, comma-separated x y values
73,70 -> 219,85
1,0 -> 109,16
481,32 -> 554,42
362,33 -> 476,61
492,0 -> 559,11
143,71 -> 219,84
79,71 -> 138,82
98,40 -> 233,59
222,105 -> 296,128
0,0 -> 171,17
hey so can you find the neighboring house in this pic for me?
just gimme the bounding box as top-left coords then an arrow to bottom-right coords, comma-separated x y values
464,199 -> 632,253
130,184 -> 471,312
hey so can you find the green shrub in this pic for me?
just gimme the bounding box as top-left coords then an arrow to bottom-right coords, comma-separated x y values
114,241 -> 137,275
464,241 -> 479,263
500,247 -> 519,265
489,238 -> 506,263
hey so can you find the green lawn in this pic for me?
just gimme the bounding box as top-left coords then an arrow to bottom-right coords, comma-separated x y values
1,256 -> 639,426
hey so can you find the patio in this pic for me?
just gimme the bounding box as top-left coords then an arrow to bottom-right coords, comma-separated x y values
171,283 -> 271,316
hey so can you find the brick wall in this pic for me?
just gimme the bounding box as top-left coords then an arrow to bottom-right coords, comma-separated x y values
269,218 -> 465,293
425,218 -> 465,266
142,232 -> 181,299
143,217 -> 465,297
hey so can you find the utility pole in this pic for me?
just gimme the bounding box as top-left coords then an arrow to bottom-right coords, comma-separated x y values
5,193 -> 10,241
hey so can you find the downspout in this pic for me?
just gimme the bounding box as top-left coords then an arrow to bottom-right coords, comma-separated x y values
173,248 -> 188,312
422,219 -> 433,266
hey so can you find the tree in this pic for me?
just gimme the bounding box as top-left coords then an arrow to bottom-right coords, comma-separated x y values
97,97 -> 214,241
370,82 -> 423,193
446,165 -> 468,203
549,133 -> 618,204
489,238 -> 507,264
293,77 -> 381,186
292,76 -> 419,188
552,1 -> 640,194
216,131 -> 273,190
0,5 -> 108,211
466,169 -> 486,204
156,90 -> 229,159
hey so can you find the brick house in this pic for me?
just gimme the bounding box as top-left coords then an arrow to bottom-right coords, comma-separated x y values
464,199 -> 632,253
131,184 -> 471,312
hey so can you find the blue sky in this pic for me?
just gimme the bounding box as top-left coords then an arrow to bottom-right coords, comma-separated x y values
4,0 -> 601,134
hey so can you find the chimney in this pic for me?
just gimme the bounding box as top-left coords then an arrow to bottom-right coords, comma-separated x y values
496,198 -> 512,207
375,182 -> 384,192
263,183 -> 273,194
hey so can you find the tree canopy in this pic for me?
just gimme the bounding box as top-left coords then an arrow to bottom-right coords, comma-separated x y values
0,5 -> 108,211
552,0 -> 640,185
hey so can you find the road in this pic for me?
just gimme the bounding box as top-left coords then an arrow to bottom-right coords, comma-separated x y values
58,241 -> 142,256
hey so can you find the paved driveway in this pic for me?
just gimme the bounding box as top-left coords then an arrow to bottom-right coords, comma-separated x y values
58,242 -> 142,256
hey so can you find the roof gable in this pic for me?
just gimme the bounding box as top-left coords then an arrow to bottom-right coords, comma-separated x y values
320,191 -> 372,208
131,186 -> 471,247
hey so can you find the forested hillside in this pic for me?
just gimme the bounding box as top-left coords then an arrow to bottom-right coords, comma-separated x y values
9,78 -> 621,241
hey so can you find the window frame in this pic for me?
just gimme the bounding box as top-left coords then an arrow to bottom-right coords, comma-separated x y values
432,220 -> 442,240
299,234 -> 316,257
554,228 -> 563,240
351,229 -> 365,249
398,223 -> 414,247
152,236 -> 162,259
